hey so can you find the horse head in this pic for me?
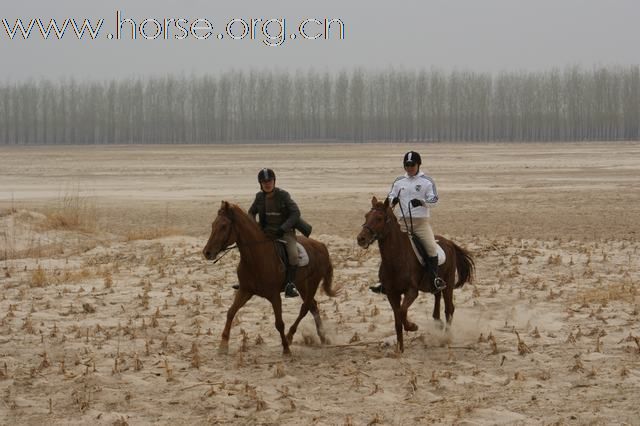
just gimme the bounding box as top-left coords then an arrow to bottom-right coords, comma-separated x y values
203,201 -> 238,260
357,196 -> 392,249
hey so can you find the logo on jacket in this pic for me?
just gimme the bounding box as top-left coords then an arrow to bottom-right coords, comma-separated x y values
415,185 -> 422,191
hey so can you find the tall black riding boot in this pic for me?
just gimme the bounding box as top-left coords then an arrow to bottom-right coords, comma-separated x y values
369,283 -> 386,294
284,265 -> 299,298
428,256 -> 447,293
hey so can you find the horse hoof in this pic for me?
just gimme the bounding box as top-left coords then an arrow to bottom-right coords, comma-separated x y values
404,322 -> 419,332
283,348 -> 292,356
217,343 -> 229,355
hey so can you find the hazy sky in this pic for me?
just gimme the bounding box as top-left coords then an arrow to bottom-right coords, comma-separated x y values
1,0 -> 639,81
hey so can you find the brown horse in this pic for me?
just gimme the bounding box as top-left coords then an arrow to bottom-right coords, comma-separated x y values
356,196 -> 475,352
203,201 -> 336,355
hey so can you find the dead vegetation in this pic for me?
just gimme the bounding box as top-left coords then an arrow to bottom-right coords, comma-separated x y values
0,143 -> 639,425
41,190 -> 97,232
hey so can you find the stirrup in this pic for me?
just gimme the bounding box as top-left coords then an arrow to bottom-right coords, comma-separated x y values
369,284 -> 386,295
432,277 -> 446,293
284,282 -> 299,298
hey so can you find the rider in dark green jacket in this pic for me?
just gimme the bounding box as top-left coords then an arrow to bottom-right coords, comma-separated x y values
247,168 -> 303,298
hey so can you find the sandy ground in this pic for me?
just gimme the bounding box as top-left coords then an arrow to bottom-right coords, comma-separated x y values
0,142 -> 639,425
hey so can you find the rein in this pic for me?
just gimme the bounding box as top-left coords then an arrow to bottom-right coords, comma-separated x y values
397,188 -> 416,237
211,244 -> 237,264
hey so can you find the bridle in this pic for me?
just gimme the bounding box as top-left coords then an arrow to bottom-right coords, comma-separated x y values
210,213 -> 237,264
361,206 -> 393,244
209,209 -> 275,264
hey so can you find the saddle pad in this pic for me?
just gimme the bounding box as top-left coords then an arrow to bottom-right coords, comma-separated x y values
296,242 -> 310,266
409,240 -> 446,266
275,240 -> 310,267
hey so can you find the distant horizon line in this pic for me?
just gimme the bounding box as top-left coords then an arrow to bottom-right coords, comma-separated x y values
2,63 -> 640,84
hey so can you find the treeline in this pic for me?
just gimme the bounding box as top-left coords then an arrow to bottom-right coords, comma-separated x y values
1,66 -> 639,145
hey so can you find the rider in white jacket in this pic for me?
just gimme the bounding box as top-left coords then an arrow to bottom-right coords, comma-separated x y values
370,150 -> 447,294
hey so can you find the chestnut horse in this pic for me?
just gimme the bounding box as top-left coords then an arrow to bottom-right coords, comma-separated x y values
356,196 -> 475,352
203,201 -> 336,355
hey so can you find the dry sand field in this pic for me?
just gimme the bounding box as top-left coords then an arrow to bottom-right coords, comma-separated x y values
0,142 -> 639,425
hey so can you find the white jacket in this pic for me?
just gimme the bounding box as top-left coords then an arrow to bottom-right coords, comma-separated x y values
388,171 -> 438,218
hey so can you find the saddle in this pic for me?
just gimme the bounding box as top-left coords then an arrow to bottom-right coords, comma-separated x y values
274,240 -> 310,267
408,235 -> 446,267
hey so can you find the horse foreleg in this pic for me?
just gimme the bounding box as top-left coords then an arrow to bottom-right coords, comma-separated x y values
286,302 -> 310,345
432,292 -> 442,322
219,289 -> 252,354
387,292 -> 404,353
444,285 -> 455,324
401,287 -> 419,332
269,295 -> 291,355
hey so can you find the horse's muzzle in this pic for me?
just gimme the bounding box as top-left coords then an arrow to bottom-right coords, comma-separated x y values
203,248 -> 217,260
357,229 -> 374,249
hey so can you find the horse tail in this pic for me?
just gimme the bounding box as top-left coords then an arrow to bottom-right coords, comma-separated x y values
319,244 -> 337,297
453,242 -> 475,289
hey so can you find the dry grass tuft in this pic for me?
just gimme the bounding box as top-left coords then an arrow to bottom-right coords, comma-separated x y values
31,265 -> 48,287
125,226 -> 183,241
515,331 -> 532,355
488,332 -> 498,354
274,363 -> 285,378
190,343 -> 201,369
575,283 -> 637,304
41,190 -> 97,232
163,358 -> 174,381
103,272 -> 113,289
254,334 -> 264,345
571,356 -> 585,373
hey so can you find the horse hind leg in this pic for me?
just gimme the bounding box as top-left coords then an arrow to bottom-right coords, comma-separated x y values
219,289 -> 252,354
288,275 -> 328,345
286,303 -> 310,345
309,300 -> 327,344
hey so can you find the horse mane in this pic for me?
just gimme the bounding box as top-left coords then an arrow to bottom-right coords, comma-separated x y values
224,202 -> 261,234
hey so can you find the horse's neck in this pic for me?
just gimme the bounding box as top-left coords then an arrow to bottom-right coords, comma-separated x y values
230,207 -> 274,266
378,219 -> 410,261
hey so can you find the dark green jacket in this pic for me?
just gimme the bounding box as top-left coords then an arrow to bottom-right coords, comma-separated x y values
248,188 -> 313,237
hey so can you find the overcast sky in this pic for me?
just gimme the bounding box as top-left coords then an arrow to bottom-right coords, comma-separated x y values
1,0 -> 639,82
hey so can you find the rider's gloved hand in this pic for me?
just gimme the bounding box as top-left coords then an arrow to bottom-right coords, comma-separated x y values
410,199 -> 423,208
275,227 -> 285,238
391,197 -> 399,207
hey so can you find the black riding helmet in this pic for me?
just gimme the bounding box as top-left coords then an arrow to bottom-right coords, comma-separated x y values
258,168 -> 276,183
403,151 -> 422,167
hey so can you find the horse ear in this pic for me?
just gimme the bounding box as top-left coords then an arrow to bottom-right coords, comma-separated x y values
383,197 -> 390,208
220,201 -> 228,210
371,196 -> 378,206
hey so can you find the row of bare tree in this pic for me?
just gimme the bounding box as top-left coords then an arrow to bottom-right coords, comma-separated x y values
1,66 -> 638,144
